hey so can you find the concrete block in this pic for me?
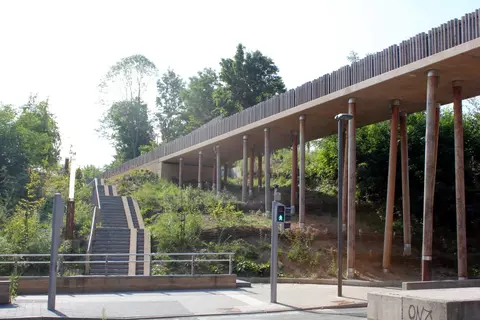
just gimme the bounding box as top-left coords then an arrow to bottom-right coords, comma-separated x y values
367,292 -> 402,320
0,281 -> 11,304
403,279 -> 480,290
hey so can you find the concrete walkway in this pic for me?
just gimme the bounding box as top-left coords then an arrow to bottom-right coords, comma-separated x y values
0,284 -> 399,319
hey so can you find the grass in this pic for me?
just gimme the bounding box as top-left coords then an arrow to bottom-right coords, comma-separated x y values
202,211 -> 270,230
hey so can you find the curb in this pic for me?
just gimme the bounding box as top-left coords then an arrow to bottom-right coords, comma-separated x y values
239,277 -> 402,287
8,302 -> 368,320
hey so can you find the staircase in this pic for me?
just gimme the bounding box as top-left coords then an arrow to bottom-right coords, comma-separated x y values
88,178 -> 151,276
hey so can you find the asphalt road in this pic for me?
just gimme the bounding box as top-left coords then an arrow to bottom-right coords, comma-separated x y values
171,308 -> 367,320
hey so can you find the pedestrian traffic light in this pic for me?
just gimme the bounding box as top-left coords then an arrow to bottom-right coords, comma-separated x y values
276,204 -> 285,223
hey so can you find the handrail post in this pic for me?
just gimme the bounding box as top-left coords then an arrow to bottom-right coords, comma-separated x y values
229,255 -> 233,275
105,255 -> 109,276
191,255 -> 195,276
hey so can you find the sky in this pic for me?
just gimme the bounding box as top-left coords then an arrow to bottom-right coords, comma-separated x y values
0,0 -> 478,168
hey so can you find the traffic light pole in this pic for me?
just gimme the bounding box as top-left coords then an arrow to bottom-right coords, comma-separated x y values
270,199 -> 278,303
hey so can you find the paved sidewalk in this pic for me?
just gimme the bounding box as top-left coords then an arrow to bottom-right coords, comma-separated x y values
0,284 -> 398,319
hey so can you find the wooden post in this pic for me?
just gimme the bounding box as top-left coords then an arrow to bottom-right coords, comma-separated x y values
198,151 -> 203,189
299,115 -> 306,229
400,112 -> 412,256
453,81 -> 467,280
291,132 -> 298,211
242,136 -> 248,202
264,129 -> 271,214
249,147 -> 255,197
216,146 -> 221,194
422,70 -> 438,281
212,163 -> 216,191
179,158 -> 183,188
383,100 -> 400,273
342,127 -> 348,232
257,154 -> 262,191
347,98 -> 357,279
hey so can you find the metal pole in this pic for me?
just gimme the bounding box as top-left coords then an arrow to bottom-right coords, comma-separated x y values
242,136 -> 248,202
299,115 -> 306,229
337,119 -> 344,297
198,151 -> 203,189
216,146 -> 221,194
291,132 -> 298,212
179,158 -> 183,188
48,193 -> 64,311
265,129 -> 271,214
347,98 -> 357,279
270,200 -> 278,303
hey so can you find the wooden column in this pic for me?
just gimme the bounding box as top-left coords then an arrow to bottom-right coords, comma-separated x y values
383,100 -> 400,273
453,81 -> 467,280
197,151 -> 203,189
257,154 -> 262,191
291,132 -> 298,212
212,163 -> 216,191
178,158 -> 183,188
299,115 -> 306,229
216,146 -> 221,194
249,147 -> 255,197
342,127 -> 348,232
242,135 -> 248,202
400,112 -> 412,256
422,70 -> 438,281
264,129 -> 271,213
347,98 -> 357,279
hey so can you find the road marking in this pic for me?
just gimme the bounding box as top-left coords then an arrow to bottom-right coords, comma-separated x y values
220,291 -> 265,306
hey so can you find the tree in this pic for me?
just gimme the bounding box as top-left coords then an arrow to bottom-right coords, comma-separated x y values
98,99 -> 154,161
181,68 -> 231,132
156,69 -> 186,142
99,54 -> 157,103
15,97 -> 61,170
220,43 -> 286,111
347,50 -> 360,63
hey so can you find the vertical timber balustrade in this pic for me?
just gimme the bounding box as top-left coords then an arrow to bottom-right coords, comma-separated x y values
400,112 -> 412,256
198,151 -> 203,189
242,136 -> 248,202
453,81 -> 468,280
249,147 -> 255,198
257,154 -> 262,191
216,145 -> 221,194
299,116 -> 306,229
179,158 -> 183,188
422,70 -> 439,281
291,132 -> 298,212
264,128 -> 271,214
383,100 -> 400,273
342,127 -> 348,232
347,98 -> 357,279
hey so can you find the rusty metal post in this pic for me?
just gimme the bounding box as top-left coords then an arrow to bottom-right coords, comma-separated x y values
242,135 -> 248,202
383,100 -> 400,273
178,158 -> 183,188
347,98 -> 357,279
453,81 -> 468,280
257,154 -> 262,191
422,70 -> 438,281
291,132 -> 298,212
264,128 -> 271,214
198,151 -> 203,189
249,147 -> 255,198
299,115 -> 306,229
342,127 -> 348,232
400,112 -> 412,256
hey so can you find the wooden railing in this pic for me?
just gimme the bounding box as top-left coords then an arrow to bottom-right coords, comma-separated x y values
100,8 -> 480,179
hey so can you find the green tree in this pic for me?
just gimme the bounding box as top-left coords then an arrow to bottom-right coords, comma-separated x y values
347,50 -> 360,63
220,43 -> 286,111
181,68 -> 230,132
98,99 -> 154,161
99,54 -> 157,103
156,69 -> 186,142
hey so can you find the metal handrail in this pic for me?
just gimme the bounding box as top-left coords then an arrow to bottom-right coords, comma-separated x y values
85,206 -> 98,274
94,178 -> 101,210
0,252 -> 235,276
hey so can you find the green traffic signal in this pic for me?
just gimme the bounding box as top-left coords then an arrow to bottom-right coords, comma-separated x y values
276,205 -> 285,223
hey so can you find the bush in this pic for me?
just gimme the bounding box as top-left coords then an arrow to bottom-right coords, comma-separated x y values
283,229 -> 316,265
149,212 -> 203,252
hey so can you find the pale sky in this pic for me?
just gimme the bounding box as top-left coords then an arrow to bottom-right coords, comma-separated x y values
1,0 -> 478,168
